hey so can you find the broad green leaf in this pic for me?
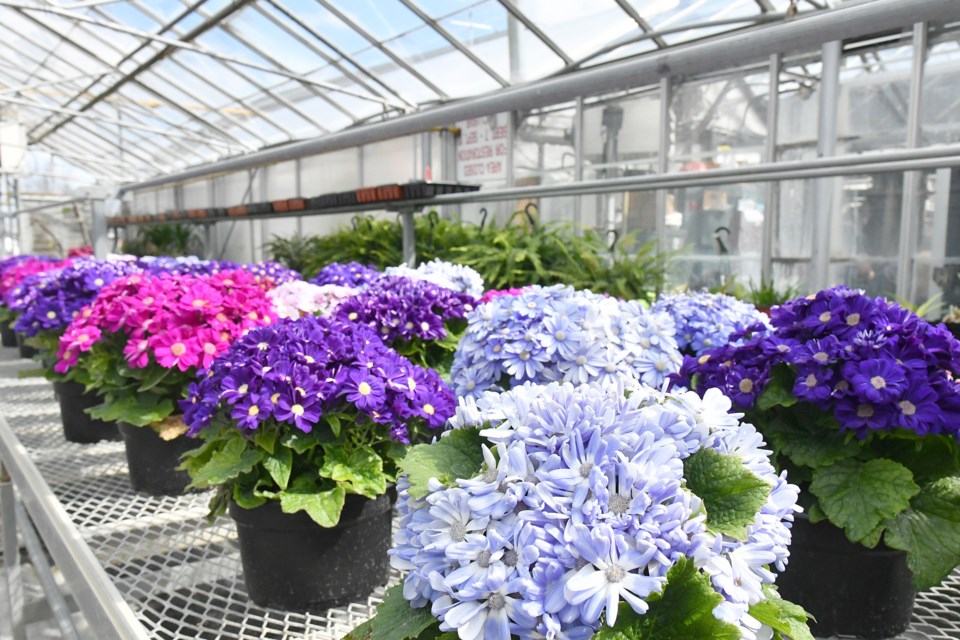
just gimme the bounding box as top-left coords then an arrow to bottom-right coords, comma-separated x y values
262,445 -> 293,490
885,477 -> 960,591
319,445 -> 386,499
399,428 -> 485,499
326,415 -> 341,438
756,366 -> 797,411
810,459 -> 919,544
750,587 -> 814,640
253,428 -> 277,454
137,366 -> 172,392
762,414 -> 860,470
88,394 -> 174,426
594,558 -> 740,640
189,437 -> 263,488
805,501 -> 828,524
344,584 -> 441,640
683,448 -> 771,540
281,428 -> 327,454
280,479 -> 346,527
233,482 -> 266,510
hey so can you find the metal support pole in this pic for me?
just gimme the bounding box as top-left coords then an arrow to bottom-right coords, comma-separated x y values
1,462 -> 25,640
810,41 -> 842,291
401,209 -> 416,267
574,96 -> 585,228
761,53 -> 782,284
14,502 -> 81,640
895,22 -> 929,301
656,77 -> 672,254
90,199 -> 108,260
421,130 -> 432,181
295,158 -> 303,237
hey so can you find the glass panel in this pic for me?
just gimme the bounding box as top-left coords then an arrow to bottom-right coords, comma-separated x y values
837,43 -> 912,152
385,28 -> 502,97
650,0 -> 760,47
362,137 -> 416,183
327,0 -> 424,41
508,0 -> 636,62
921,38 -> 960,146
226,6 -> 329,76
513,107 -> 576,225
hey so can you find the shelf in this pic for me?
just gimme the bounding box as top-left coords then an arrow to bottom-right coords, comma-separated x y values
0,347 -> 959,640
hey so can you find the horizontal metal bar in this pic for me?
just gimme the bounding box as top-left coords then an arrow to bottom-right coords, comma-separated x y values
0,416 -> 148,640
118,0 -> 957,194
11,197 -> 90,216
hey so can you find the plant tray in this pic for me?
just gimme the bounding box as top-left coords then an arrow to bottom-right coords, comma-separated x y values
404,182 -> 481,198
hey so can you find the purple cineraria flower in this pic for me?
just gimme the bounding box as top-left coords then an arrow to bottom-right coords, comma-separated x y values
651,291 -> 771,356
844,358 -> 907,404
310,261 -> 380,288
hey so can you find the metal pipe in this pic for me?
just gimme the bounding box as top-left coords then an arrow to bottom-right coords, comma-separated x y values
118,0 -> 958,194
401,209 -> 416,267
1,462 -> 26,640
574,96 -> 584,228
656,77 -> 671,255
810,40 -> 841,291
14,502 -> 81,640
761,53 -> 781,283
895,22 -> 929,300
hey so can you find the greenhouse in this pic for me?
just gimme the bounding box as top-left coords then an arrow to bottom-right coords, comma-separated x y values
1,0 -> 960,639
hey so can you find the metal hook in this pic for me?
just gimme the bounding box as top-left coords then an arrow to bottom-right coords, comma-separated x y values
523,202 -> 538,228
607,229 -> 620,253
714,226 -> 730,255
479,207 -> 489,231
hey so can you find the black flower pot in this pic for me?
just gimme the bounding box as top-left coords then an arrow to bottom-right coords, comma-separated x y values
229,493 -> 392,611
16,333 -> 38,360
777,515 -> 915,639
53,380 -> 121,444
1,323 -> 15,347
117,422 -> 196,496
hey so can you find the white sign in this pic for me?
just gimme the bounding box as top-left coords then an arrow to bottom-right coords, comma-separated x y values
456,113 -> 509,183
0,121 -> 27,171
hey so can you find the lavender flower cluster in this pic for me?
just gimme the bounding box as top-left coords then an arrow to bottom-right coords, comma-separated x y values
182,315 -> 456,443
450,285 -> 683,398
12,259 -> 141,337
391,381 -> 798,639
334,276 -> 478,345
310,261 -> 380,288
135,257 -> 300,283
651,292 -> 770,356
384,259 -> 485,298
674,286 -> 960,438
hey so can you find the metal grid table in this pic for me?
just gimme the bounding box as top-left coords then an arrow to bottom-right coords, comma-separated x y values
0,348 -> 958,640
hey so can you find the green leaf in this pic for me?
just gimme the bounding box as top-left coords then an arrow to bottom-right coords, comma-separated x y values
253,428 -> 277,454
594,558 -> 740,640
319,445 -> 386,499
344,585 -> 441,640
137,366 -> 171,392
885,477 -> 960,591
188,436 -> 263,488
399,428 -> 485,498
756,365 -> 798,411
279,479 -> 346,527
749,587 -> 815,640
806,501 -> 828,524
683,448 -> 771,540
262,445 -> 293,491
281,428 -> 328,454
326,415 -> 341,438
233,482 -> 266,510
763,414 -> 860,470
810,459 -> 919,544
88,394 -> 175,426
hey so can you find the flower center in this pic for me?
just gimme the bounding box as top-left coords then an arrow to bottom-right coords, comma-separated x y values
483,466 -> 498,483
870,375 -> 887,390
358,382 -> 372,396
519,350 -> 530,361
899,400 -> 917,416
291,404 -> 304,417
420,321 -> 430,332
203,343 -> 217,355
605,564 -> 626,583
738,379 -> 754,394
655,359 -> 667,372
93,278 -> 104,286
271,393 -> 280,404
78,334 -> 90,344
170,342 -> 186,356
575,355 -> 587,366
449,520 -> 467,542
579,462 -> 594,478
813,351 -> 829,364
405,321 -> 414,330
465,380 -> 476,391
846,313 -> 861,326
554,330 -> 566,341
776,344 -> 791,353
487,593 -> 506,610
819,311 -> 832,323
608,494 -> 630,515
857,404 -> 875,418
46,311 -> 57,319
423,403 -> 435,415
604,363 -> 617,373
477,550 -> 492,568
502,549 -> 518,567
248,405 -> 259,416
805,373 -> 818,387
192,298 -> 207,307
305,355 -> 315,363
238,384 -> 248,394
348,312 -> 358,321
698,354 -> 711,364
493,345 -> 501,354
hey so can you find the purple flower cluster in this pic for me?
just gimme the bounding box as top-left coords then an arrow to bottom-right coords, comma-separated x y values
135,257 -> 300,284
12,259 -> 141,337
674,286 -> 960,438
182,315 -> 456,444
311,261 -> 380,288
392,382 -> 798,639
652,292 -> 770,356
334,276 -> 477,345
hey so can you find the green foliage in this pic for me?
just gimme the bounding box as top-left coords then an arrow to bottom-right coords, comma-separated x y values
344,585 -> 442,640
744,278 -> 803,308
399,428 -> 486,498
298,210 -> 669,302
683,448 -> 771,540
749,586 -> 815,640
593,558 -> 740,640
123,223 -> 202,257
264,234 -> 312,275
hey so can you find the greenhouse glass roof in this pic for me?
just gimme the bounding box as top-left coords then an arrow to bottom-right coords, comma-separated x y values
0,0 -> 831,183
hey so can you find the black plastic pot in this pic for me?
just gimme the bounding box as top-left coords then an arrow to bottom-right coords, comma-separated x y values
16,333 -> 38,360
229,493 -> 392,611
53,380 -> 121,444
0,323 -> 15,347
117,421 -> 196,496
777,515 -> 915,639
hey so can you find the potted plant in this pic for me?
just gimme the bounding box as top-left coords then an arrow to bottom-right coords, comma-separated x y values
349,381 -> 812,640
651,290 -> 771,357
450,285 -> 683,399
180,315 -> 456,611
383,258 -> 485,298
673,285 -> 960,638
54,268 -> 279,495
333,275 -> 478,375
943,305 -> 960,341
14,258 -> 140,443
2,256 -> 70,358
0,255 -> 31,347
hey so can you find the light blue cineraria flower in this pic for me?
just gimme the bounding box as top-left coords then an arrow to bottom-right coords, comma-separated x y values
450,285 -> 683,398
651,291 -> 771,356
390,381 -> 800,640
384,259 -> 485,298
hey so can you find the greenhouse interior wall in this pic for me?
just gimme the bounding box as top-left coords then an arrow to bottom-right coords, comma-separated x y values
113,19 -> 960,309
